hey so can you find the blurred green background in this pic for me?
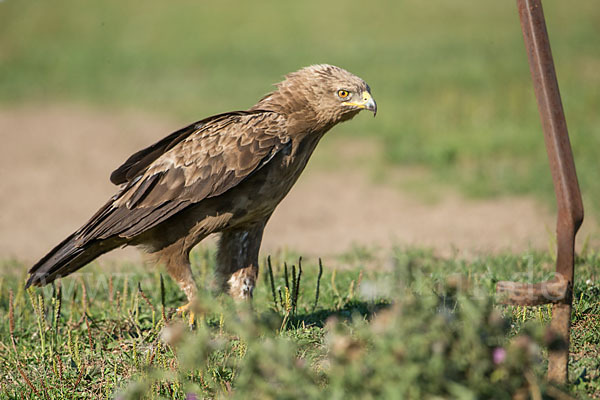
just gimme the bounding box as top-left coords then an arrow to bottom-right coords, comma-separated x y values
1,0 -> 599,214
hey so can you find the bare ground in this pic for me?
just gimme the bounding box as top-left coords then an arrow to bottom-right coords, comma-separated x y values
1,105 -> 595,269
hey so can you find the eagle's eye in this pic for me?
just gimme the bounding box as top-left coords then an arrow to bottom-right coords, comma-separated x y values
337,89 -> 350,99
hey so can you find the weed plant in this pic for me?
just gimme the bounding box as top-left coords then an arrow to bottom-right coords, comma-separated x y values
1,247 -> 598,398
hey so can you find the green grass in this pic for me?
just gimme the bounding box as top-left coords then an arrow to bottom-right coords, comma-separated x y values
1,247 -> 599,399
1,0 -> 599,215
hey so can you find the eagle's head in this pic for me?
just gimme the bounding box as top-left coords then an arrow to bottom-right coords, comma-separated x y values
253,64 -> 377,130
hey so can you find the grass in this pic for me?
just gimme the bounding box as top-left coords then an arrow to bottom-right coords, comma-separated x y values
1,0 -> 599,215
1,246 -> 599,399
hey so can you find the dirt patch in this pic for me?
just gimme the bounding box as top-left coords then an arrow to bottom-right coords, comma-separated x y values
0,105 -> 594,268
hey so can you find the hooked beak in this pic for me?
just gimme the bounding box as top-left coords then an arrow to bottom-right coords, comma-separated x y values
343,91 -> 377,116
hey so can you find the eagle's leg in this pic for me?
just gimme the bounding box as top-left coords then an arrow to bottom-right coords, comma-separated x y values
216,220 -> 267,300
155,242 -> 198,323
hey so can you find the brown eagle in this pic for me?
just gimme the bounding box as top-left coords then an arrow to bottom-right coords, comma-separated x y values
26,64 -> 376,313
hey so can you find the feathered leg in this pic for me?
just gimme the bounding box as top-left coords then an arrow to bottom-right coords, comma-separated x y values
216,220 -> 267,300
154,241 -> 198,322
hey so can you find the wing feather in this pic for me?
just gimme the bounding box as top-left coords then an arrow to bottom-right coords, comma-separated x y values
109,111 -> 249,185
75,110 -> 289,244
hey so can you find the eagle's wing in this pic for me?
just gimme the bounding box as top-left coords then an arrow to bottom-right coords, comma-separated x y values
110,111 -> 240,186
77,110 -> 289,241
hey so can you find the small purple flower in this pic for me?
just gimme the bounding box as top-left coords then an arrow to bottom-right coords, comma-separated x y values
493,347 -> 506,364
186,393 -> 199,400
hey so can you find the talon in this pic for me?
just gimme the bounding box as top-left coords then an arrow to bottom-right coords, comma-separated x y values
176,302 -> 195,325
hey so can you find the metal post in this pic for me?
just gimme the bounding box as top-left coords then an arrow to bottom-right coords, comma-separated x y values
496,0 -> 584,384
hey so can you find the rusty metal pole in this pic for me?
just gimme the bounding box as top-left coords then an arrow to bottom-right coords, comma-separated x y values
496,0 -> 584,384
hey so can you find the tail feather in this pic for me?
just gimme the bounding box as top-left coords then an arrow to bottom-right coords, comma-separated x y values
27,172 -> 191,288
26,235 -> 122,288
26,201 -> 126,288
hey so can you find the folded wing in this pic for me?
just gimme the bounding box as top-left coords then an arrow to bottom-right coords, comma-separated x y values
27,110 -> 289,286
83,110 -> 290,241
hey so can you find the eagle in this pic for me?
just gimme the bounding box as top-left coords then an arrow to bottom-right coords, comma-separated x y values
26,64 -> 377,316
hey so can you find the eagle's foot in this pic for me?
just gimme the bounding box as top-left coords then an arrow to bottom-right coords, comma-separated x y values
227,273 -> 255,300
176,302 -> 195,326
